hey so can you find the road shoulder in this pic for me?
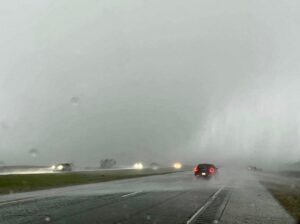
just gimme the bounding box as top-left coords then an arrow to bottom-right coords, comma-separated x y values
220,173 -> 296,224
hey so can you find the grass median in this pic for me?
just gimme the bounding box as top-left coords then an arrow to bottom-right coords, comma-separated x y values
262,181 -> 300,221
0,168 -> 181,195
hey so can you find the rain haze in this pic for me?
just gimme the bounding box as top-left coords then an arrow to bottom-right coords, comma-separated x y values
0,0 -> 300,167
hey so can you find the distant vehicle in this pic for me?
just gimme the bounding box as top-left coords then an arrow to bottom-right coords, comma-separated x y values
51,163 -> 72,172
194,164 -> 218,178
247,165 -> 263,172
150,162 -> 160,170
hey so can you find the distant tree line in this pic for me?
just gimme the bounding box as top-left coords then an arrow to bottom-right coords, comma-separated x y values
100,159 -> 116,169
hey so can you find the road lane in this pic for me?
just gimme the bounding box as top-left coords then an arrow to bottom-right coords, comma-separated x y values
186,186 -> 224,224
0,170 -> 296,224
121,191 -> 142,198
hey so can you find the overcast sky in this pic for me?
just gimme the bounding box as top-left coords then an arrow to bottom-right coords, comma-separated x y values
0,0 -> 300,166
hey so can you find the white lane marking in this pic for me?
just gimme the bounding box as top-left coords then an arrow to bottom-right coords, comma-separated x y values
186,186 -> 224,224
0,196 -> 38,206
121,191 -> 141,198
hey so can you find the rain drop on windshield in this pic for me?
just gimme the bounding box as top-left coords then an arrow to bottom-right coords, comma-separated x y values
44,216 -> 51,222
70,96 -> 80,106
0,121 -> 8,129
29,148 -> 38,158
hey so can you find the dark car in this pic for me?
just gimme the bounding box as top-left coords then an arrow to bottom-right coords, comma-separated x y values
194,163 -> 217,178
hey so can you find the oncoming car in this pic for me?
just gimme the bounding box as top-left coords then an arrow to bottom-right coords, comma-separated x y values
51,163 -> 72,172
194,164 -> 218,178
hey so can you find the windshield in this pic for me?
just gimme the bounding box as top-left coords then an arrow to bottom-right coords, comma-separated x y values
0,1 -> 299,224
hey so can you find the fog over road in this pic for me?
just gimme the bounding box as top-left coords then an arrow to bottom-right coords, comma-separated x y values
0,170 -> 295,224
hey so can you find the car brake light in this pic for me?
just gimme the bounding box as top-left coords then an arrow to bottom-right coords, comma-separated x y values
194,166 -> 199,172
209,167 -> 215,174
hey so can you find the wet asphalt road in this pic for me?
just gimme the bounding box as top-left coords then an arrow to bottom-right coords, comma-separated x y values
0,170 -> 296,224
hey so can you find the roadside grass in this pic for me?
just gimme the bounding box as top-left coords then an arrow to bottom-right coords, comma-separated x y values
262,181 -> 300,221
0,168 -> 181,195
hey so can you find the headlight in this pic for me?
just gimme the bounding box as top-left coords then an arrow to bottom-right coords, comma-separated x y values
133,163 -> 143,169
173,162 -> 182,169
51,165 -> 56,170
57,165 -> 64,170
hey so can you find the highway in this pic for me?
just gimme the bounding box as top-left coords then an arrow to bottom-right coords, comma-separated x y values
0,169 -> 296,224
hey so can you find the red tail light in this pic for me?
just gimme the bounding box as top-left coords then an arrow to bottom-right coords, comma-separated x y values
209,167 -> 215,174
194,166 -> 199,172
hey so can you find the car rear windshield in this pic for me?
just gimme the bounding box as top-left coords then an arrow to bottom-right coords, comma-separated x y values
198,164 -> 214,168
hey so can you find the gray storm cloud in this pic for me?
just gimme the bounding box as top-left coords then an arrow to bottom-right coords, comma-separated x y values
0,0 -> 299,166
